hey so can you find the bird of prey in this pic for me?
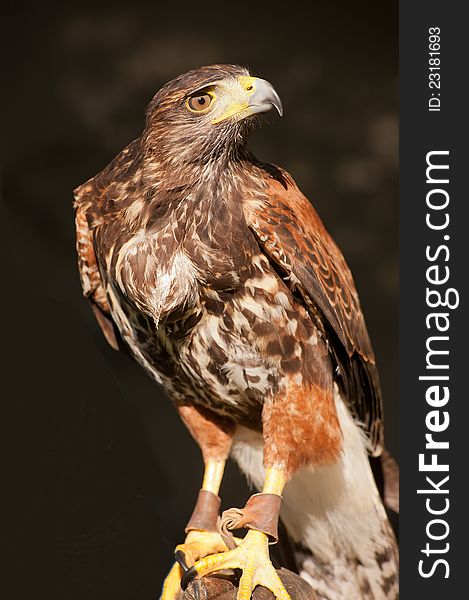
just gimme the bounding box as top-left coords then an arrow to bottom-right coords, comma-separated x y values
74,64 -> 398,600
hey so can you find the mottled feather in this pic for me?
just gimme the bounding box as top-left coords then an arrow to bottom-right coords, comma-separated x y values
244,164 -> 384,455
73,64 -> 397,600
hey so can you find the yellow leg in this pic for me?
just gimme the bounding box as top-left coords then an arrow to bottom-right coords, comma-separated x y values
161,459 -> 230,600
184,467 -> 291,600
202,459 -> 225,493
262,467 -> 286,495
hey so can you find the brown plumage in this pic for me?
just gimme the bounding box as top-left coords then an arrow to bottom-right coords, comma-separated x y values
74,64 -> 398,600
244,167 -> 383,455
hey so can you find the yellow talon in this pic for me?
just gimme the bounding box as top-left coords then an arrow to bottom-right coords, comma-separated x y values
160,530 -> 231,600
184,529 -> 291,600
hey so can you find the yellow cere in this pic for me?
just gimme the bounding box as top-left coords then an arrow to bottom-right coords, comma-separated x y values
238,75 -> 257,94
211,76 -> 257,124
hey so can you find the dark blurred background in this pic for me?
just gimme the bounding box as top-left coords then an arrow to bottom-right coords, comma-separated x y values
4,2 -> 397,599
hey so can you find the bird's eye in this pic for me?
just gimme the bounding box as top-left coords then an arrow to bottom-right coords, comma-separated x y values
187,93 -> 213,113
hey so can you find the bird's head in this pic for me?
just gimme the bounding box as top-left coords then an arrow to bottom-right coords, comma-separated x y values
144,64 -> 282,166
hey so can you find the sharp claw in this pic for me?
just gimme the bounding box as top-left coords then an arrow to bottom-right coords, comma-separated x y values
181,565 -> 198,591
175,550 -> 189,573
185,530 -> 291,600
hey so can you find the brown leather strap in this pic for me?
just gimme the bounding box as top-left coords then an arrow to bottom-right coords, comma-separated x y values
185,489 -> 221,533
219,493 -> 282,547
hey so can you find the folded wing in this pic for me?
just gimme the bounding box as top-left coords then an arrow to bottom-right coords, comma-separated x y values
244,164 -> 383,455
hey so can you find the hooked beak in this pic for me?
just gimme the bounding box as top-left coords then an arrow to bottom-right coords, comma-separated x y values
247,78 -> 283,117
211,76 -> 283,124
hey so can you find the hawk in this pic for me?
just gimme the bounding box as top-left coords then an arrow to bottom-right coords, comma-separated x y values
74,64 -> 398,600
